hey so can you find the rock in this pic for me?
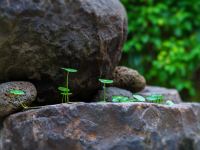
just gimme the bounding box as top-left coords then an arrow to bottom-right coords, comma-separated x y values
138,86 -> 182,103
0,81 -> 37,118
112,66 -> 146,92
95,87 -> 133,102
0,0 -> 127,102
1,102 -> 200,150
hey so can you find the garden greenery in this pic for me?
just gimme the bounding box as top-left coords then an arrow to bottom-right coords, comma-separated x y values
112,94 -> 173,105
121,0 -> 200,101
99,79 -> 114,102
58,68 -> 78,103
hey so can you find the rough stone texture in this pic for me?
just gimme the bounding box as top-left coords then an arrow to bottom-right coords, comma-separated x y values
112,66 -> 146,92
1,102 -> 200,150
95,87 -> 133,102
0,0 -> 127,102
0,81 -> 37,118
139,86 -> 182,103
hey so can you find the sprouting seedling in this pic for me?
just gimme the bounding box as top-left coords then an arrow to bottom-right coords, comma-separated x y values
166,100 -> 175,106
9,89 -> 28,109
9,89 -> 25,95
58,87 -> 72,103
99,79 -> 113,102
132,95 -> 146,102
112,96 -> 129,103
60,68 -> 78,103
112,95 -> 146,103
146,94 -> 164,104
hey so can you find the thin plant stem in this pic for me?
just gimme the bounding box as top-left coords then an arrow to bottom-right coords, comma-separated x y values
103,83 -> 106,102
21,103 -> 28,109
62,95 -> 64,103
66,72 -> 69,103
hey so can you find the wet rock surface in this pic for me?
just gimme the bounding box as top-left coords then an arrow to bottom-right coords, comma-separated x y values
1,102 -> 200,150
0,0 -> 127,102
113,66 -> 146,93
139,86 -> 182,103
0,81 -> 37,118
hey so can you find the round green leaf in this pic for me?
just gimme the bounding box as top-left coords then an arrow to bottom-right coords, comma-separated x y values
112,96 -> 129,103
61,68 -> 78,73
146,96 -> 157,102
61,92 -> 72,95
166,100 -> 175,106
133,95 -> 146,102
99,79 -> 113,84
9,89 -> 25,95
58,87 -> 70,92
146,94 -> 164,103
128,98 -> 139,102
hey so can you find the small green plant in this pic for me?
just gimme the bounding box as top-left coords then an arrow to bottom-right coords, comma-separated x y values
111,94 -> 167,104
58,87 -> 72,103
166,100 -> 175,106
9,89 -> 28,109
99,79 -> 113,102
146,94 -> 164,104
59,68 -> 78,103
132,95 -> 146,102
112,95 -> 146,103
112,96 -> 129,103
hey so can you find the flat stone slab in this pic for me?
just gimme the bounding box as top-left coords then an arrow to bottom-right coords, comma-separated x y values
138,86 -> 182,103
1,102 -> 200,150
0,81 -> 37,118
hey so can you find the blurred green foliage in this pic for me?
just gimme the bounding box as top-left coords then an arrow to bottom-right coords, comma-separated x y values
121,0 -> 200,101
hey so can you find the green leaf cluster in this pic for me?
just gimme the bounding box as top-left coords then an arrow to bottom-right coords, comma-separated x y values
58,67 -> 78,103
112,94 -> 165,104
99,79 -> 114,102
121,0 -> 200,101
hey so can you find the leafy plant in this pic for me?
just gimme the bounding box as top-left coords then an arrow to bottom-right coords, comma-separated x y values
59,68 -> 78,103
58,87 -> 72,103
121,0 -> 200,101
111,94 -> 166,104
132,94 -> 146,102
166,100 -> 175,106
9,89 -> 25,95
112,95 -> 146,103
146,94 -> 164,103
99,79 -> 114,102
9,89 -> 28,109
112,96 -> 130,102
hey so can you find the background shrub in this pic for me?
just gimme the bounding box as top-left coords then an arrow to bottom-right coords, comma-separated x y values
121,0 -> 200,101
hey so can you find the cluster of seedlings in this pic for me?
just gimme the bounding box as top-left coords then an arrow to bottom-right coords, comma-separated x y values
112,94 -> 175,106
6,67 -> 175,110
58,68 -> 78,103
56,67 -> 175,106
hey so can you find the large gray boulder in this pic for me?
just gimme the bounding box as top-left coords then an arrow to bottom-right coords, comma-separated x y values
0,81 -> 37,118
0,0 -> 127,102
1,103 -> 200,150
